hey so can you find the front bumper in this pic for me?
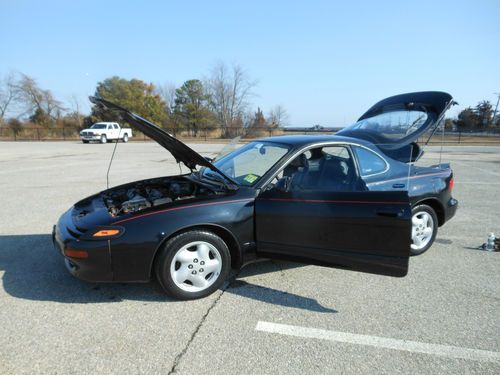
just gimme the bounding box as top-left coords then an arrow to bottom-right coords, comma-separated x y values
80,135 -> 102,141
53,208 -> 113,282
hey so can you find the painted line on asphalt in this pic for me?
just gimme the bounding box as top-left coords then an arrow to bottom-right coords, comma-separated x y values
255,321 -> 500,363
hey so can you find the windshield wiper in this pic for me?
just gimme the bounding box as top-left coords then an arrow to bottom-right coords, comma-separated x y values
199,168 -> 239,191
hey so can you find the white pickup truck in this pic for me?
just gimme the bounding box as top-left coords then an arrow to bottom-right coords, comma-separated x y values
80,122 -> 133,144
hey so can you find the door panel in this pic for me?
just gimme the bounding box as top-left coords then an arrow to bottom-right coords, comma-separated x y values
255,188 -> 411,277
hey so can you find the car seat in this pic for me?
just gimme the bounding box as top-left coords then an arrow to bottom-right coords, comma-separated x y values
284,154 -> 309,190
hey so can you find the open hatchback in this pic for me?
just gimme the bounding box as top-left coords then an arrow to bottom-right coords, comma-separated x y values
337,91 -> 454,162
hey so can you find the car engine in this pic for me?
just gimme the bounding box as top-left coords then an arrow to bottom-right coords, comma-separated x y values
102,177 -> 215,216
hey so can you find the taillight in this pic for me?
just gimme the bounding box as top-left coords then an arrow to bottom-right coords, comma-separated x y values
449,177 -> 454,191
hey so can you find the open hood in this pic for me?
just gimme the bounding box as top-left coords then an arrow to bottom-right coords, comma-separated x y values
337,91 -> 453,162
89,96 -> 230,178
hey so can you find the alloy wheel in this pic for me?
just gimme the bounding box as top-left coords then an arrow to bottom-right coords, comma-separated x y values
170,241 -> 222,292
411,211 -> 434,251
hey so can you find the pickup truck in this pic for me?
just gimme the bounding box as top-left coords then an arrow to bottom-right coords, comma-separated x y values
80,122 -> 133,144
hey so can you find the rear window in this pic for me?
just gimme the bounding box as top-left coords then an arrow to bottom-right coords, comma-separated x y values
349,110 -> 428,141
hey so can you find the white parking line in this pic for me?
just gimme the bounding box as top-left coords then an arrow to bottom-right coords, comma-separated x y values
255,321 -> 500,363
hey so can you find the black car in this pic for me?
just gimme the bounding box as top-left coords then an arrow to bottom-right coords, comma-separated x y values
53,92 -> 457,300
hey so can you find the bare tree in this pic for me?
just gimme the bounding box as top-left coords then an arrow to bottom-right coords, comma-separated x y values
15,73 -> 65,123
155,81 -> 177,113
206,62 -> 257,137
67,94 -> 84,127
268,105 -> 289,128
0,73 -> 20,123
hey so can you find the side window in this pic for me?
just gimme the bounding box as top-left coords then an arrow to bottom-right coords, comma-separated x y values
113,124 -> 119,129
280,145 -> 363,192
107,124 -> 112,130
354,146 -> 387,177
320,146 -> 356,190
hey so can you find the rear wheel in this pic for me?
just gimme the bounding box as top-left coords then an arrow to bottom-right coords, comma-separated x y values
155,231 -> 231,300
82,140 -> 89,144
122,133 -> 129,143
410,204 -> 437,256
100,134 -> 107,144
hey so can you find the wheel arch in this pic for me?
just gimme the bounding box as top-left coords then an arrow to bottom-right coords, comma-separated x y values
413,198 -> 445,226
149,223 -> 242,279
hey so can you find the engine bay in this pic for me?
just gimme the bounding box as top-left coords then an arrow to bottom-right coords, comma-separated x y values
102,177 -> 216,217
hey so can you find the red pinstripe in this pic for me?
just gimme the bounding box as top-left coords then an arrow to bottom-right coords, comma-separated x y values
112,198 -> 254,225
367,171 -> 450,186
260,198 -> 407,205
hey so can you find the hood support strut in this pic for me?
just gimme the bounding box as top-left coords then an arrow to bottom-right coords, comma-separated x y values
89,96 -> 238,188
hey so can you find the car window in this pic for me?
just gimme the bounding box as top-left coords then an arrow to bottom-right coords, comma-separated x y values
113,124 -> 119,129
354,146 -> 388,176
90,123 -> 107,129
343,109 -> 430,143
208,141 -> 290,186
281,145 -> 365,192
107,125 -> 112,129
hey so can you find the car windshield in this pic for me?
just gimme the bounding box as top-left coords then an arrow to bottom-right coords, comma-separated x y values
90,123 -> 107,129
202,141 -> 290,186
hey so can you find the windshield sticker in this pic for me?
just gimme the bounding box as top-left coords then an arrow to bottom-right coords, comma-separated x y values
243,174 -> 259,184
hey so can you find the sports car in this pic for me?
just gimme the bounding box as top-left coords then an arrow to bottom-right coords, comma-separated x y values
53,91 -> 457,299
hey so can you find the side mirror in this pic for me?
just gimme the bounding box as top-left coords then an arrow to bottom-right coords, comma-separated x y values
274,176 -> 291,192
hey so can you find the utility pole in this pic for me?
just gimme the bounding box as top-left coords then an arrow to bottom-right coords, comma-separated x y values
493,93 -> 500,127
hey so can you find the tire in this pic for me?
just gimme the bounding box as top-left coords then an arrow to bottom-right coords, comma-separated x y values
100,134 -> 107,144
155,231 -> 231,300
122,133 -> 129,143
82,140 -> 89,144
410,204 -> 438,256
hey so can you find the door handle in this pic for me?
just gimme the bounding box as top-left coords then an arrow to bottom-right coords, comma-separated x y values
392,183 -> 405,188
376,208 -> 402,218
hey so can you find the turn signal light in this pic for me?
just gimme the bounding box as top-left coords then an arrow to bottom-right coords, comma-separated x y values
64,249 -> 88,259
93,229 -> 121,237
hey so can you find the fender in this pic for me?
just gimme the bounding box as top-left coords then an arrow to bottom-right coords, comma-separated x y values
148,222 -> 243,279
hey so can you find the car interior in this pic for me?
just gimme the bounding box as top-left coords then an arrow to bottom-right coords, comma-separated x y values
280,146 -> 367,192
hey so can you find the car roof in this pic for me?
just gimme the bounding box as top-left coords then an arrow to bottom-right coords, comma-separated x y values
258,134 -> 373,148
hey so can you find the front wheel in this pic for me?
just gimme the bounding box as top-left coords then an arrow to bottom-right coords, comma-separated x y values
100,134 -> 107,144
410,204 -> 438,256
82,140 -> 89,144
155,231 -> 231,300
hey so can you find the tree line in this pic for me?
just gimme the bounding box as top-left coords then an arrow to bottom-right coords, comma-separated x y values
448,100 -> 500,131
0,63 -> 289,138
1,65 -> 499,138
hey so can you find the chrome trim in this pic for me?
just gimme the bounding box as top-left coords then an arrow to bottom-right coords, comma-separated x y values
259,141 -> 390,189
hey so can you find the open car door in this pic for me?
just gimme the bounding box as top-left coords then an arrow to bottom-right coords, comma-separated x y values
255,144 -> 412,277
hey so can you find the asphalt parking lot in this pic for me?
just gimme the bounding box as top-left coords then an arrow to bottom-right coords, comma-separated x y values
0,141 -> 499,374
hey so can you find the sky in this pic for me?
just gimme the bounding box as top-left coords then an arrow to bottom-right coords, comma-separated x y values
1,0 -> 499,126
